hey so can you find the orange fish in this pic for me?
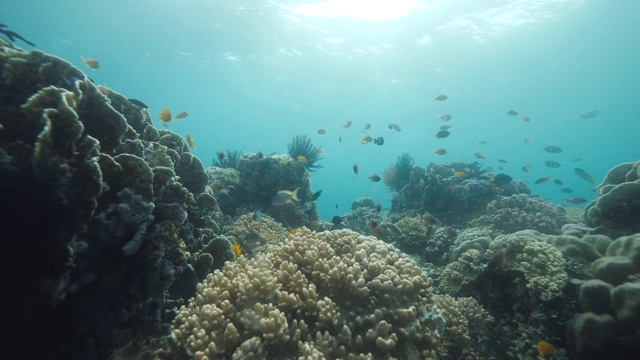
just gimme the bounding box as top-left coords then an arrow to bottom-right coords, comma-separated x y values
317,128 -> 326,135
433,148 -> 447,155
81,56 -> 100,70
537,340 -> 556,357
173,111 -> 189,119
231,243 -> 242,257
186,134 -> 196,149
297,155 -> 308,164
488,248 -> 507,269
454,171 -> 466,178
158,108 -> 172,122
475,152 -> 486,159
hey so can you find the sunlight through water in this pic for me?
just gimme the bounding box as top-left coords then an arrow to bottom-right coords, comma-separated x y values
292,0 -> 427,20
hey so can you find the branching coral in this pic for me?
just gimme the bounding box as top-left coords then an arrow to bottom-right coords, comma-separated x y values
163,228 -> 441,359
287,135 -> 323,171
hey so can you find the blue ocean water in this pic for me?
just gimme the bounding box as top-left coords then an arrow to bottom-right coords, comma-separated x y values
4,0 -> 639,220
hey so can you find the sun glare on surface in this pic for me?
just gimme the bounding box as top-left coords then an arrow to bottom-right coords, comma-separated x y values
293,0 -> 426,20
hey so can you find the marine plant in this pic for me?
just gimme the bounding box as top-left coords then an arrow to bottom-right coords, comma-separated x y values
286,134 -> 323,171
211,149 -> 243,169
382,152 -> 414,192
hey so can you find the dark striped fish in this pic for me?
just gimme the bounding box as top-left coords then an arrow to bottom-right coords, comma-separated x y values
574,168 -> 598,187
543,145 -> 562,154
545,161 -> 561,168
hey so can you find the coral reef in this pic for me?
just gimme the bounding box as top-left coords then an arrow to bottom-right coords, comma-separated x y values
225,212 -> 287,255
585,161 -> 640,238
287,134 -> 322,171
161,228 -> 441,359
470,193 -> 569,235
418,162 -> 530,224
0,40 -> 221,359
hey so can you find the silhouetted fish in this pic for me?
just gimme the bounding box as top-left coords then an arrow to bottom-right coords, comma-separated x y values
576,110 -> 599,119
128,98 -> 149,109
545,161 -> 561,168
574,168 -> 598,187
543,145 -> 562,154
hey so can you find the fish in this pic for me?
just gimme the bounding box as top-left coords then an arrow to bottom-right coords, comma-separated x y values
288,228 -> 300,236
385,223 -> 402,236
301,202 -> 313,211
339,136 -> 342,143
571,157 -> 583,162
297,155 -> 308,164
545,161 -> 561,168
565,196 -> 588,204
440,125 -> 452,131
543,145 -> 563,154
537,340 -> 557,357
335,203 -> 339,208
422,212 -> 440,226
342,120 -> 352,129
173,111 -> 189,119
493,174 -> 513,186
311,190 -> 323,201
0,24 -> 36,46
81,56 -> 100,70
360,135 -> 373,144
521,165 -> 531,177
437,114 -> 452,121
331,216 -> 343,226
369,174 -> 381,182
376,201 -> 382,214
560,187 -> 574,193
158,108 -> 172,122
363,123 -> 371,130
272,188 -> 302,206
521,116 -> 530,122
475,152 -> 486,159
535,177 -> 552,184
487,248 -> 507,270
353,164 -> 359,174
574,168 -> 598,187
435,130 -> 450,139
497,159 -> 507,163
315,148 -> 324,154
128,98 -> 148,108
524,137 -> 534,144
454,171 -> 466,178
186,134 -> 196,149
317,128 -> 326,135
374,137 -> 384,145
231,243 -> 242,257
388,123 -> 401,132
433,94 -> 448,101
217,150 -> 226,162
252,211 -> 262,221
478,140 -> 487,145
433,148 -> 447,155
506,110 -> 518,116
553,179 -> 563,186
576,110 -> 599,119
368,220 -> 385,239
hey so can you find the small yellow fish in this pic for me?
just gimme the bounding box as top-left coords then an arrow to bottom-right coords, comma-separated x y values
173,111 -> 189,119
231,243 -> 242,257
288,227 -> 300,236
186,134 -> 196,149
537,340 -> 556,357
81,56 -> 100,70
158,108 -> 172,122
297,155 -> 308,164
454,171 -> 466,178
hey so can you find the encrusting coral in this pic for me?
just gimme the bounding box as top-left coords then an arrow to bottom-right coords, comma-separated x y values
162,228 -> 442,359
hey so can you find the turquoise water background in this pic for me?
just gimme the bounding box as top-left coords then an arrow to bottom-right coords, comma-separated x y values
4,0 -> 639,220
